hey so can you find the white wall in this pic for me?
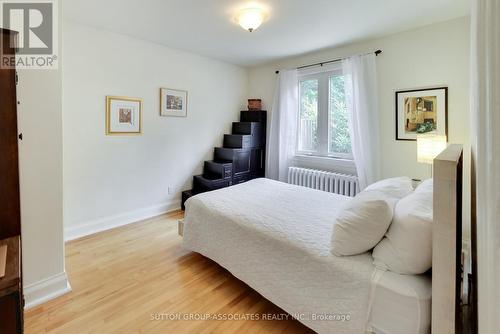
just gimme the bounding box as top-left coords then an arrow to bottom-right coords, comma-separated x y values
17,1 -> 69,308
62,21 -> 247,239
248,17 -> 471,236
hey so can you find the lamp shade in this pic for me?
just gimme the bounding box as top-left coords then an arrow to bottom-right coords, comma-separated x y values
417,134 -> 447,164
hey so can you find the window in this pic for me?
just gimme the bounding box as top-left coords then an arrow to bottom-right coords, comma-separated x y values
298,68 -> 352,159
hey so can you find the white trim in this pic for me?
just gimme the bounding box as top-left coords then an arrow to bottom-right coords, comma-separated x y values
293,154 -> 357,175
24,272 -> 71,309
64,200 -> 181,241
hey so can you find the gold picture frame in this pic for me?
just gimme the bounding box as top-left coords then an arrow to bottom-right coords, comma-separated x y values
106,96 -> 143,135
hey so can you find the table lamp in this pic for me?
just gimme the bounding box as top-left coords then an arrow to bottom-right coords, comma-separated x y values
417,134 -> 447,175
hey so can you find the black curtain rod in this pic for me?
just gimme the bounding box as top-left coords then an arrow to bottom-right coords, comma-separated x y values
275,49 -> 382,74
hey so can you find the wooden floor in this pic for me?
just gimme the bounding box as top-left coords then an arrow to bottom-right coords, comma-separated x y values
24,211 -> 313,333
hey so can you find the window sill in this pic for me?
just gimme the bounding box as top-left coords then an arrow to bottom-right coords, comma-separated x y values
293,155 -> 357,175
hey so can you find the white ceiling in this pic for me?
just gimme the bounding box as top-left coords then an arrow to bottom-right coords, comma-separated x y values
64,0 -> 469,67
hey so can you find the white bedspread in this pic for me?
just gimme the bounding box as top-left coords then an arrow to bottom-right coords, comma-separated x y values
183,178 -> 375,334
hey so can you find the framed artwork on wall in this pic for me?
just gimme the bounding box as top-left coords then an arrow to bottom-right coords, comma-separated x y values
160,88 -> 187,117
106,96 -> 142,135
395,87 -> 448,141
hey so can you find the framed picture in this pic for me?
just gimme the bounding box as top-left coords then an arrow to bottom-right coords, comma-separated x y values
395,87 -> 448,141
160,88 -> 187,117
106,96 -> 142,135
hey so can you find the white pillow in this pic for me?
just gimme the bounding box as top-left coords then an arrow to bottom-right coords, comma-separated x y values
364,176 -> 414,198
331,192 -> 393,256
330,177 -> 412,256
415,178 -> 432,193
372,181 -> 433,274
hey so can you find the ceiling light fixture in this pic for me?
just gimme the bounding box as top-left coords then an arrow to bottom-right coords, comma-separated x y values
237,8 -> 265,32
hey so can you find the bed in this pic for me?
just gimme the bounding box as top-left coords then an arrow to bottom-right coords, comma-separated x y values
182,145 -> 463,334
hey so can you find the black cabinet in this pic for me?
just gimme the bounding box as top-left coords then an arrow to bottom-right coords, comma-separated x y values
182,110 -> 266,208
204,161 -> 232,180
214,148 -> 251,177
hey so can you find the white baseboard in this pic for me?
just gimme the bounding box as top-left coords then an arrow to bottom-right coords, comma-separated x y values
64,200 -> 181,241
24,272 -> 72,309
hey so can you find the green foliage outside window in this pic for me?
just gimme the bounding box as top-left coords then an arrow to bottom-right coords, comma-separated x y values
299,79 -> 319,150
329,76 -> 351,154
299,74 -> 352,156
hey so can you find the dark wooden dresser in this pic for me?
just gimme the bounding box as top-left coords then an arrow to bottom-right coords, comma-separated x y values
0,28 -> 24,334
0,237 -> 22,334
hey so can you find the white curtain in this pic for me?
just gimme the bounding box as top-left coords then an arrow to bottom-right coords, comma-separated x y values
266,69 -> 299,182
471,0 -> 500,332
342,54 -> 381,189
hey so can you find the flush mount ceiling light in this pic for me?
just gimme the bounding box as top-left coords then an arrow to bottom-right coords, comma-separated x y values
237,8 -> 265,32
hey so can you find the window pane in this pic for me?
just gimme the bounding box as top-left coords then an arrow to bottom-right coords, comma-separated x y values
329,76 -> 351,155
299,79 -> 319,152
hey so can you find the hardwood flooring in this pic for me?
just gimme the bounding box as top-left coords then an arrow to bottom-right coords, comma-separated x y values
24,211 -> 313,333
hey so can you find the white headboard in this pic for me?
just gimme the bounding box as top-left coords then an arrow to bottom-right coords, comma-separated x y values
432,144 -> 463,333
